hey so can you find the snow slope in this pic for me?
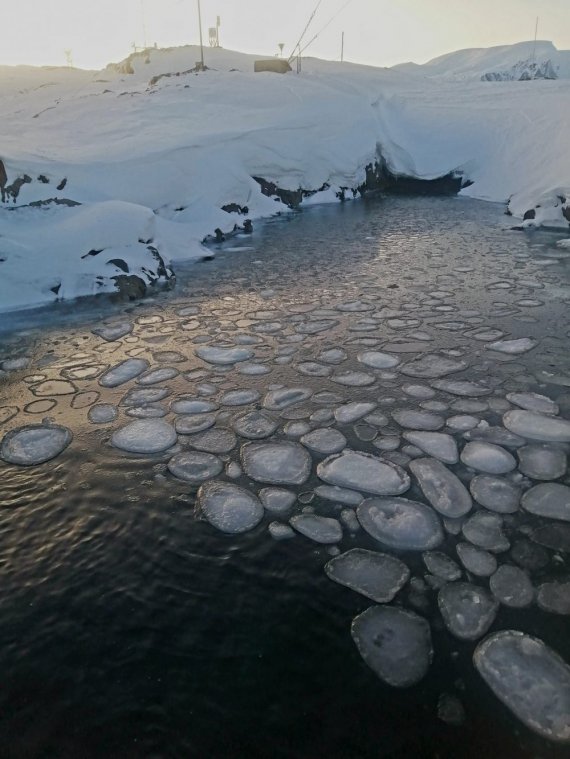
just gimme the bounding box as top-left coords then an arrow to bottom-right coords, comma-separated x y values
393,40 -> 570,80
0,44 -> 568,312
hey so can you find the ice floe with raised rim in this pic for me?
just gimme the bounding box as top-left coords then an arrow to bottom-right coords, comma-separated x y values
357,497 -> 443,551
474,631 -> 570,743
317,450 -> 410,496
438,582 -> 499,640
99,358 -> 150,388
490,565 -> 534,608
111,419 -> 177,454
351,606 -> 433,688
462,511 -> 510,552
522,483 -> 570,522
517,444 -> 567,480
460,441 -> 516,474
469,475 -> 520,513
325,548 -> 410,603
290,514 -> 342,544
403,432 -> 458,464
486,337 -> 538,354
195,346 -> 254,365
357,351 -> 400,369
167,451 -> 224,483
241,441 -> 312,485
197,481 -> 264,534
259,488 -> 296,513
503,410 -> 570,443
88,404 -> 118,424
409,457 -> 471,517
456,542 -> 497,577
300,427 -> 347,455
233,411 -> 278,439
0,424 -> 73,465
400,354 -> 468,379
507,392 -> 559,415
334,402 -> 377,424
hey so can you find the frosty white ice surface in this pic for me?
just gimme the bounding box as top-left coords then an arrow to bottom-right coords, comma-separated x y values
175,413 -> 216,435
137,367 -> 179,385
241,441 -> 312,485
121,387 -> 170,407
318,348 -> 347,364
325,548 -> 410,602
521,483 -> 570,522
334,402 -> 377,424
490,565 -> 534,608
506,392 -> 559,415
464,426 -> 525,449
517,445 -> 567,481
88,404 -> 118,424
317,451 -> 410,496
438,582 -> 499,640
400,354 -> 468,378
259,488 -> 296,513
462,512 -> 510,552
127,404 -> 167,419
460,441 -> 516,474
537,582 -> 570,615
409,458 -> 472,518
503,410 -> 570,443
351,606 -> 433,688
195,346 -> 254,365
486,337 -> 538,354
220,389 -> 260,406
263,388 -> 313,410
423,551 -> 462,581
392,410 -> 445,431
167,451 -> 224,483
297,362 -> 332,377
314,485 -> 363,506
340,509 -> 361,531
456,542 -> 497,577
300,428 -> 347,455
403,432 -> 459,464
111,419 -> 177,454
290,514 -> 342,544
237,363 -> 271,376
402,384 -> 436,400
233,411 -> 278,440
197,481 -> 263,534
268,522 -> 295,540
100,358 -> 150,388
189,428 -> 237,454
92,322 -> 133,342
0,424 -> 72,465
469,475 -> 520,513
357,497 -> 443,550
171,399 -> 218,414
474,631 -> 570,743
331,371 -> 376,387
357,351 -> 400,369
431,379 -> 493,397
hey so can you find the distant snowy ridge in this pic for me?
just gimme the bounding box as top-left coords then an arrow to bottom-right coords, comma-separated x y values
481,59 -> 558,82
0,44 -> 568,312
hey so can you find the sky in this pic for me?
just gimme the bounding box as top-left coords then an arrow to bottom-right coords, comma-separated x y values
2,0 -> 569,71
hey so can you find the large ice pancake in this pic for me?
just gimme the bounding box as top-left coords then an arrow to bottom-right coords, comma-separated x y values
325,548 -> 410,603
317,450 -> 410,496
438,582 -> 498,640
521,483 -> 570,522
351,606 -> 433,688
99,358 -> 150,388
474,631 -> 570,743
197,481 -> 264,534
357,497 -> 443,551
111,419 -> 177,454
409,457 -> 471,517
503,410 -> 570,442
0,424 -> 72,465
241,441 -> 312,485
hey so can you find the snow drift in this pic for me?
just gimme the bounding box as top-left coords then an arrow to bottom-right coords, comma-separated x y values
0,43 -> 568,312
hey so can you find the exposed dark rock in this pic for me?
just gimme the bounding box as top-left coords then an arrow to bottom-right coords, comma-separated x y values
50,283 -> 62,296
81,249 -> 103,259
37,174 -> 50,184
57,178 -> 67,191
3,174 -> 32,203
214,228 -> 225,243
112,275 -> 147,300
27,197 -> 80,208
107,258 -> 130,273
358,159 -> 470,196
221,203 -> 249,215
243,219 -> 253,234
253,177 -> 304,209
523,208 -> 536,221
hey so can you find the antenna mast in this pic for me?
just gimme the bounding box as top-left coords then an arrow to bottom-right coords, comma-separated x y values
532,16 -> 539,65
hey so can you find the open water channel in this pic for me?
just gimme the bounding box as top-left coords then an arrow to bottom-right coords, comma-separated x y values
0,195 -> 570,758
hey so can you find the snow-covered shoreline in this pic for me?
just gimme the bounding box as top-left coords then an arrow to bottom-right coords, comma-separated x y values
0,44 -> 568,312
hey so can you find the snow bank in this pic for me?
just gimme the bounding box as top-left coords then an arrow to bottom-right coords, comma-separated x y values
0,43 -> 568,312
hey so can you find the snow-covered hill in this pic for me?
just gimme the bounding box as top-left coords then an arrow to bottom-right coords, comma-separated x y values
393,40 -> 570,81
0,44 -> 568,312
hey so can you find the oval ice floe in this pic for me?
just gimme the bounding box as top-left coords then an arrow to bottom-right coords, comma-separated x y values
318,450 -> 409,496
197,481 -> 264,534
0,424 -> 73,466
241,441 -> 312,485
290,514 -> 342,544
195,346 -> 254,365
474,631 -> 570,743
409,457 -> 472,518
357,497 -> 443,551
503,410 -> 570,443
325,548 -> 410,603
111,419 -> 177,454
351,606 -> 433,688
100,358 -> 150,388
168,451 -> 224,483
438,582 -> 499,640
521,483 -> 570,522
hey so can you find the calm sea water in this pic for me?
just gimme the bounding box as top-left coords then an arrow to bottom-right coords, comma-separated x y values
0,195 -> 569,758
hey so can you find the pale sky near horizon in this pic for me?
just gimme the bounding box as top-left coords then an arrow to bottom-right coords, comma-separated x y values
2,0 -> 569,71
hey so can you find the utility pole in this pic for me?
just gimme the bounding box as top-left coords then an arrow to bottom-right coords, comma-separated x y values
341,31 -> 344,62
140,0 -> 148,49
197,0 -> 205,69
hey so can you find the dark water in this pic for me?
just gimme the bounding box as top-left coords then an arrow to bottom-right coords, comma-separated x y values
0,196 -> 569,758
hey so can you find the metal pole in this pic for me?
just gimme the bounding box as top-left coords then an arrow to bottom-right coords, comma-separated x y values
197,0 -> 205,69
341,31 -> 344,62
532,16 -> 538,66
